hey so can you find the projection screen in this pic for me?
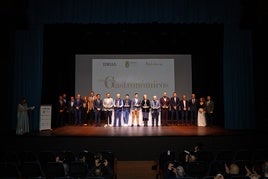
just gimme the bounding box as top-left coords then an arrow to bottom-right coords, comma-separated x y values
75,54 -> 192,100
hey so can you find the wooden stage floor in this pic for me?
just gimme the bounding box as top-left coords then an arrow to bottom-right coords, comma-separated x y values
40,123 -> 251,137
6,123 -> 268,161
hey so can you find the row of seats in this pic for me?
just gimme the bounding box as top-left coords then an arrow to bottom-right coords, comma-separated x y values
159,149 -> 268,164
159,159 -> 266,178
156,149 -> 268,179
0,150 -> 117,179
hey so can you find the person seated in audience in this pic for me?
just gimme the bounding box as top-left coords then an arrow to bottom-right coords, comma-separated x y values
185,152 -> 197,163
164,162 -> 178,179
214,173 -> 225,179
164,162 -> 187,179
224,163 -> 241,178
175,165 -> 187,178
77,150 -> 93,174
89,152 -> 114,179
101,159 -> 114,179
261,161 -> 268,179
55,153 -> 69,176
185,142 -> 203,163
245,165 -> 261,179
245,161 -> 268,179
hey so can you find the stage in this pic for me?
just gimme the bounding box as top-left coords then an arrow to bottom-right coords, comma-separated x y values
44,124 -> 240,137
3,124 -> 267,161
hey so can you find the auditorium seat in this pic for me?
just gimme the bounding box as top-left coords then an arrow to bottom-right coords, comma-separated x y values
0,151 -> 19,165
252,149 -> 268,161
38,150 -> 56,170
0,162 -> 21,178
99,150 -> 117,178
197,151 -> 215,163
214,150 -> 235,162
58,150 -> 76,164
229,175 -> 250,179
18,150 -> 39,166
20,161 -> 45,179
77,150 -> 96,170
158,150 -> 177,171
234,149 -> 253,161
68,161 -> 89,178
202,176 -> 214,179
44,161 -> 66,178
207,160 -> 227,176
185,161 -> 209,178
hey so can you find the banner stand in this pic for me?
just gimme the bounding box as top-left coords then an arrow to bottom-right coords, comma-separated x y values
39,105 -> 52,131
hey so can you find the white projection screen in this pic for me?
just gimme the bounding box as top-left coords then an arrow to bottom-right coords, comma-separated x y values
75,54 -> 192,101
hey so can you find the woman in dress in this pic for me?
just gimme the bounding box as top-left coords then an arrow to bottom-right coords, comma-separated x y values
16,97 -> 34,135
141,94 -> 151,127
197,97 -> 207,127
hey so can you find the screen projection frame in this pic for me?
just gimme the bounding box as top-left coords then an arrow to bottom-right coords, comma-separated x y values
75,54 -> 192,100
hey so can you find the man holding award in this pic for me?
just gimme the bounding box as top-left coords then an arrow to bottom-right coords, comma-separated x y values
160,91 -> 171,126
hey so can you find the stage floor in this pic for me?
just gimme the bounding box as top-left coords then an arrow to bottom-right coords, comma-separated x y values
6,123 -> 268,161
39,123 -> 248,137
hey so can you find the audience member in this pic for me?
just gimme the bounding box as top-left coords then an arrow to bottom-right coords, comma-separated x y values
224,163 -> 240,178
164,162 -> 177,179
261,161 -> 268,179
214,173 -> 225,179
90,152 -> 114,179
55,152 -> 69,176
175,165 -> 187,178
245,165 -> 261,179
164,162 -> 187,179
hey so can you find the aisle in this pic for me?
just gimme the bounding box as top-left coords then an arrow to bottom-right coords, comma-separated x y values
116,161 -> 158,179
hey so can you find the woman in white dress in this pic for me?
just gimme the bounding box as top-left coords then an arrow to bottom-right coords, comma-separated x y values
197,97 -> 207,127
16,97 -> 34,135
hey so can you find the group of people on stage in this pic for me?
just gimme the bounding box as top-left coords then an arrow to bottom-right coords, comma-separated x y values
54,91 -> 215,128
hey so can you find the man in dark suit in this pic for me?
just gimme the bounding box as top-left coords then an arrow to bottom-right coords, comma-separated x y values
189,93 -> 198,126
170,92 -> 180,126
180,94 -> 189,125
160,91 -> 171,126
94,93 -> 103,127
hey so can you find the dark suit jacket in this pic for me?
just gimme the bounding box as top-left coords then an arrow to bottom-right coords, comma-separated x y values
170,97 -> 180,111
160,97 -> 170,110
